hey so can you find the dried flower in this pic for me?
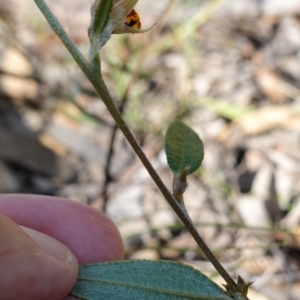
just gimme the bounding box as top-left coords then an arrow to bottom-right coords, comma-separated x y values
89,0 -> 153,51
111,0 -> 152,34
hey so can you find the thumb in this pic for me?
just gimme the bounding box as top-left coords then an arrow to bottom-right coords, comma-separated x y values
0,214 -> 78,300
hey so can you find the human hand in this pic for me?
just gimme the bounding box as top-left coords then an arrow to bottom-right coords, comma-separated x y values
0,194 -> 124,300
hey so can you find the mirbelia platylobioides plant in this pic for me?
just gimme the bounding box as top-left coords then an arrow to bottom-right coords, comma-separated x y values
33,0 -> 252,299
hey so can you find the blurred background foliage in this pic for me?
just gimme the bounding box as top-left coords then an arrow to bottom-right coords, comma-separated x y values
1,1 -> 300,299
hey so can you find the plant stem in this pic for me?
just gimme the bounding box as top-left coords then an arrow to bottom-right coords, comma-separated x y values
34,0 -> 237,290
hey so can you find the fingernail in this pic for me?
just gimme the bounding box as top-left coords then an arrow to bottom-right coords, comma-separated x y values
20,226 -> 76,263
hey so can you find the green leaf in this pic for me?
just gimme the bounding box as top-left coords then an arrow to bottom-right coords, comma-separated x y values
90,0 -> 114,38
70,260 -> 232,300
165,121 -> 204,176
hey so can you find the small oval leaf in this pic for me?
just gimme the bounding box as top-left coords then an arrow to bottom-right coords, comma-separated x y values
70,260 -> 232,300
165,121 -> 204,175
